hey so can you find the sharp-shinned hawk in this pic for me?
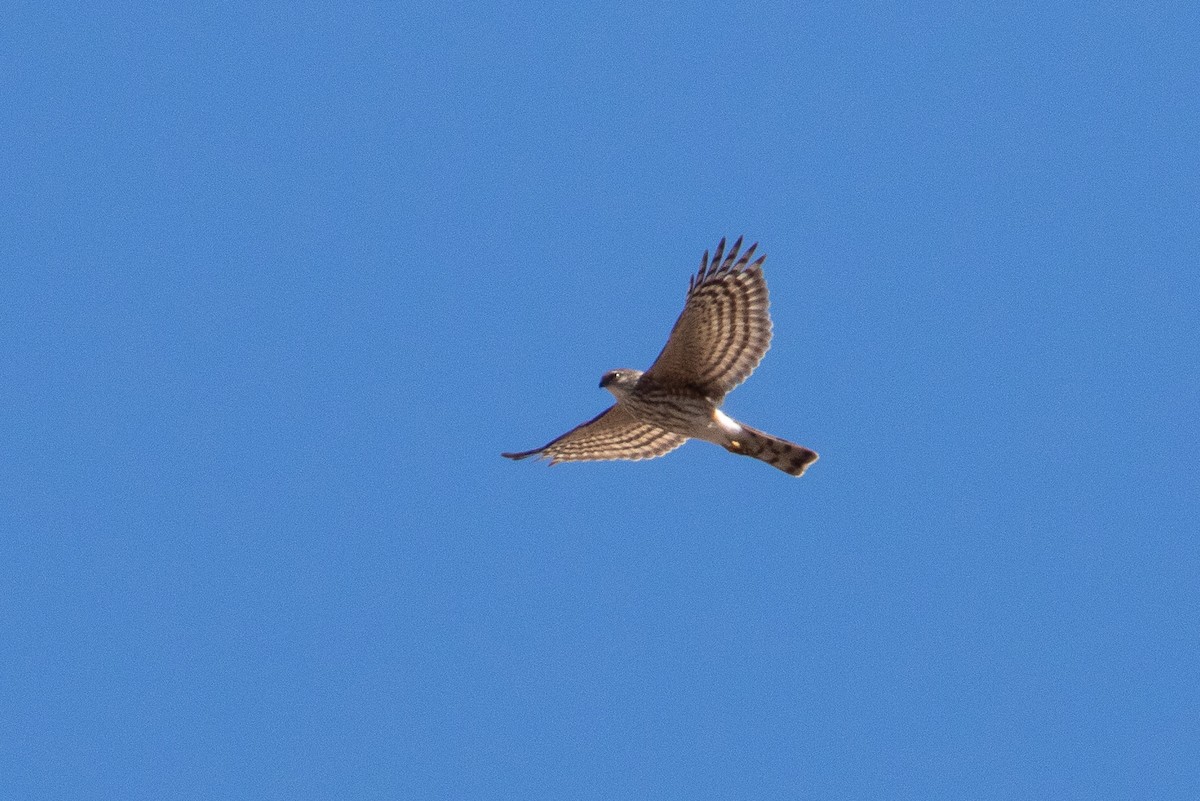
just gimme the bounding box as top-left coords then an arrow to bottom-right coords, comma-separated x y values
502,237 -> 819,477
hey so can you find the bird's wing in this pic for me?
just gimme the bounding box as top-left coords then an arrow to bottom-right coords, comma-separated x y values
643,237 -> 772,399
502,404 -> 687,464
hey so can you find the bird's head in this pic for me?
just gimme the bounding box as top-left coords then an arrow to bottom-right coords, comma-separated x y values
600,368 -> 643,399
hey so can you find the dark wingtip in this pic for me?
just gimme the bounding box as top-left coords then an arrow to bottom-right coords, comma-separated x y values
695,236 -> 764,289
693,247 -> 713,291
712,237 -> 727,268
722,235 -> 743,270
501,450 -> 538,461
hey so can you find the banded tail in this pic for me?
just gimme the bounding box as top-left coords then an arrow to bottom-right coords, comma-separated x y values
724,424 -> 819,477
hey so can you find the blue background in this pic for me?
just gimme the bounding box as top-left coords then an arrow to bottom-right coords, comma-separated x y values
3,4 -> 1198,799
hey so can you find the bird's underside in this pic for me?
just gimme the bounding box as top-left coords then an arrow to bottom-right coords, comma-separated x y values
502,237 -> 818,477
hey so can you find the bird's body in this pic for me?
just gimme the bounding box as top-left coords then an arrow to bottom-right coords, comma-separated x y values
503,238 -> 818,477
600,370 -> 718,442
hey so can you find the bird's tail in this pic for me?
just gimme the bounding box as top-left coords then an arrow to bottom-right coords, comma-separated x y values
724,424 -> 819,477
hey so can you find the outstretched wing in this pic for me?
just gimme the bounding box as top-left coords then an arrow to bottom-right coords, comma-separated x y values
502,405 -> 687,465
644,236 -> 772,399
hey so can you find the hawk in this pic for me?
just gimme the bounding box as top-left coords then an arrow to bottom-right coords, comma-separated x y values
502,238 -> 818,477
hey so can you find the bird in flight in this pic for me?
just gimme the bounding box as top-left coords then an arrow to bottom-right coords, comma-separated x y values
502,237 -> 818,476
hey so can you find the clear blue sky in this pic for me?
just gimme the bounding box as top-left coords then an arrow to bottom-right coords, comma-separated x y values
3,4 -> 1197,799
